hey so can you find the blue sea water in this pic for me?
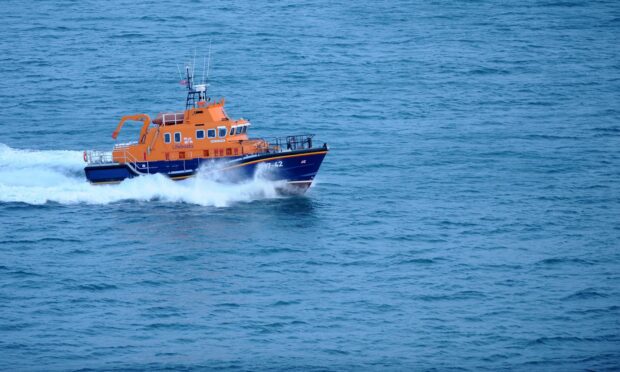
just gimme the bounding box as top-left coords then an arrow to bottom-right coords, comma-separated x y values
1,0 -> 619,370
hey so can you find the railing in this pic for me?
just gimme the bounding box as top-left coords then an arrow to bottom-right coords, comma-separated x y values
85,150 -> 113,164
263,134 -> 316,153
113,141 -> 138,149
85,149 -> 149,175
161,112 -> 184,125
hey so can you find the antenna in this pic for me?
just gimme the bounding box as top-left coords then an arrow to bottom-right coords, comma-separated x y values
192,48 -> 197,81
206,40 -> 212,83
176,64 -> 183,81
182,46 -> 213,109
185,63 -> 192,90
201,56 -> 206,85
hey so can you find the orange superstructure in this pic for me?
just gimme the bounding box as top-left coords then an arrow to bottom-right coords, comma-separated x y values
110,98 -> 271,165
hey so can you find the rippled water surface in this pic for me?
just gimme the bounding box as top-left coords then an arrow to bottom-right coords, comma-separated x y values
1,0 -> 619,370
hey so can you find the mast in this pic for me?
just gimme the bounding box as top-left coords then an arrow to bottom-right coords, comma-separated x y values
185,65 -> 195,109
184,60 -> 208,110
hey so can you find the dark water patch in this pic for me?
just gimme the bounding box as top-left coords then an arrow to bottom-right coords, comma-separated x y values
256,247 -> 303,255
562,288 -> 609,300
418,290 -> 487,302
143,306 -> 183,317
541,1 -> 586,7
72,283 -> 119,291
155,352 -> 180,357
302,259 -> 338,266
0,322 -> 37,331
0,203 -> 52,211
1,342 -> 29,350
482,263 -> 523,270
321,286 -> 359,294
566,305 -> 620,315
438,220 -> 478,228
169,255 -> 196,262
3,269 -> 41,278
113,32 -> 145,39
272,300 -> 300,306
144,323 -> 202,331
66,248 -> 92,255
527,335 -> 613,346
322,348 -> 350,356
389,256 -> 442,266
214,303 -> 241,308
0,265 -> 42,278
0,237 -> 82,245
592,126 -> 620,135
536,257 -> 595,266
386,233 -> 448,243
24,25 -> 71,32
137,279 -> 171,287
341,260 -> 376,267
468,67 -> 511,75
522,134 -> 581,141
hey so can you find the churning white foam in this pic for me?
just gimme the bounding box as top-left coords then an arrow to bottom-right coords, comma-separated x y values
0,144 -> 285,206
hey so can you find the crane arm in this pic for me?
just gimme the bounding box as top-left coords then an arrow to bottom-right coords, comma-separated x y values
111,114 -> 152,143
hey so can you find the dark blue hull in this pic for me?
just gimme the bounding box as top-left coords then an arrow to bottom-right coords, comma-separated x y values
84,148 -> 328,190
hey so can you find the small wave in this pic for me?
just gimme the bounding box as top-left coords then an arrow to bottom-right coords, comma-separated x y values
592,126 -> 620,134
418,290 -> 486,301
468,67 -> 511,75
536,257 -> 594,266
144,323 -> 196,330
522,134 -> 580,140
3,269 -> 41,278
0,323 -> 36,332
0,237 -> 82,245
562,288 -> 609,300
66,249 -> 92,255
541,1 -> 584,7
397,258 -> 437,265
114,32 -> 145,39
272,300 -> 300,306
322,349 -> 349,356
528,336 -> 585,346
0,143 -> 286,207
214,303 -> 241,308
73,283 -> 119,291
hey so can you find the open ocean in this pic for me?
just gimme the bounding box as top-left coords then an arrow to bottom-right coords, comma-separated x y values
1,0 -> 619,370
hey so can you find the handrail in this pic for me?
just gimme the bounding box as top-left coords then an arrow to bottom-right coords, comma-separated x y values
234,134 -> 316,157
85,149 -> 148,175
124,150 -> 151,175
147,125 -> 160,155
114,141 -> 138,149
85,150 -> 113,164
162,112 -> 184,125
262,134 -> 316,152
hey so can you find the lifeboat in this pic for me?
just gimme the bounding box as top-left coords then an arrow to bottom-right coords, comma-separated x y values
83,65 -> 328,192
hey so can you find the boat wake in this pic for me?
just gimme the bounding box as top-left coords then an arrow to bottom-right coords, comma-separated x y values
0,143 -> 287,206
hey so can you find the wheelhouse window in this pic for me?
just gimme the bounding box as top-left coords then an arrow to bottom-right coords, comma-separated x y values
196,130 -> 205,139
218,126 -> 227,137
241,125 -> 248,134
164,133 -> 171,143
174,132 -> 181,143
229,126 -> 236,136
207,129 -> 216,138
235,126 -> 242,135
